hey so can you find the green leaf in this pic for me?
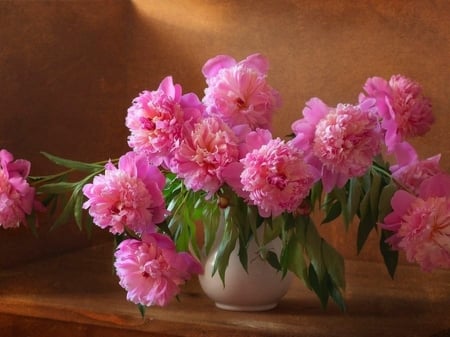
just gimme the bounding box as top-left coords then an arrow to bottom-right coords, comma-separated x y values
321,241 -> 345,289
294,215 -> 308,246
38,181 -> 78,194
326,274 -> 346,311
308,264 -> 329,308
263,217 -> 282,244
359,190 -> 370,221
137,303 -> 146,318
321,201 -> 341,224
305,219 -> 325,281
369,172 -> 382,221
41,152 -> 104,172
73,187 -> 84,231
284,236 -> 307,282
347,178 -> 362,224
356,215 -> 375,254
333,187 -> 349,228
213,217 -> 238,284
380,230 -> 398,279
51,191 -> 77,230
265,250 -> 281,271
237,241 -> 248,272
310,181 -> 323,210
378,182 -> 397,222
203,205 -> 220,255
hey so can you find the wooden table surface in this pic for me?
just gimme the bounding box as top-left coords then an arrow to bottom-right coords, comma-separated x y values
0,242 -> 449,337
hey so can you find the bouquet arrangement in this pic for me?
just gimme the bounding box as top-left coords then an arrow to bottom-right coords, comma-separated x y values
1,53 -> 449,313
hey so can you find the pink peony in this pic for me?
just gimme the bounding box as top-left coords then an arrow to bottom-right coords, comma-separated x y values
202,54 -> 281,130
172,117 -> 240,196
126,76 -> 203,167
362,75 -> 433,151
82,151 -> 167,235
114,233 -> 203,307
390,141 -> 443,195
240,138 -> 318,217
291,98 -> 382,192
220,128 -> 272,199
382,174 -> 450,272
0,149 -> 36,229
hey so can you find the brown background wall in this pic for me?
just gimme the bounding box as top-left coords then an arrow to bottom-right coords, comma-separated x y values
1,0 -> 449,266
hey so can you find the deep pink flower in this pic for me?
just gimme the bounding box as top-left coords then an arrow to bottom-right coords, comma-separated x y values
0,149 -> 36,229
291,98 -> 382,192
172,117 -> 240,196
202,54 -> 281,130
240,138 -> 318,217
382,174 -> 450,272
390,142 -> 443,195
82,151 -> 167,235
126,76 -> 203,167
114,233 -> 203,307
362,75 -> 433,151
221,128 -> 273,200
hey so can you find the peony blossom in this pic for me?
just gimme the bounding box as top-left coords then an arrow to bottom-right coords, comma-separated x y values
381,174 -> 450,272
240,138 -> 318,217
126,76 -> 203,167
114,233 -> 203,307
0,149 -> 36,229
82,151 -> 167,235
202,54 -> 281,130
172,117 -> 240,196
390,141 -> 443,195
291,98 -> 382,192
362,74 -> 433,151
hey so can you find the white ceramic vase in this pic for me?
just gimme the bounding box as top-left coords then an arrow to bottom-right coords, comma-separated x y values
198,225 -> 293,311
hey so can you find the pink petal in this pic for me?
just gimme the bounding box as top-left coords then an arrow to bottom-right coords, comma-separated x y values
201,55 -> 236,78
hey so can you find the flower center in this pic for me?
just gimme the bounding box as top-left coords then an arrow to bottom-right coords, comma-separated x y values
267,173 -> 287,190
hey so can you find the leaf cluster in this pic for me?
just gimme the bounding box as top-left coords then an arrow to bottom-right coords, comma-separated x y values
320,159 -> 399,279
29,152 -> 109,235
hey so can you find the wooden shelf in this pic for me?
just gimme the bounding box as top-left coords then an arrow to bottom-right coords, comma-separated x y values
0,242 -> 449,337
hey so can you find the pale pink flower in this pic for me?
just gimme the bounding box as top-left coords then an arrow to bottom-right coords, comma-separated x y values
390,142 -> 443,195
172,117 -> 240,196
126,76 -> 203,167
0,149 -> 36,229
382,174 -> 450,272
240,138 -> 318,217
202,54 -> 281,130
362,75 -> 433,151
114,233 -> 203,307
82,151 -> 167,235
291,98 -> 382,192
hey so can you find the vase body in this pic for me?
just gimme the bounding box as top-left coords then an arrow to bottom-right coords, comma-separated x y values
198,226 -> 293,311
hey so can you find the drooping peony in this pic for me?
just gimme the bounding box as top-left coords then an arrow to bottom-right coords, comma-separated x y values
82,151 -> 167,235
362,74 -> 433,151
0,149 -> 36,229
240,137 -> 318,217
202,54 -> 281,130
172,117 -> 240,196
126,76 -> 203,167
381,174 -> 450,272
291,98 -> 383,192
114,233 -> 203,307
390,141 -> 443,195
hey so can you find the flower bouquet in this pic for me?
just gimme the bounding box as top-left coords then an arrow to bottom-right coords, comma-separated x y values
1,53 -> 449,314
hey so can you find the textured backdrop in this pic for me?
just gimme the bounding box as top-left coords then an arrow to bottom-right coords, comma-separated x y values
1,0 -> 449,266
